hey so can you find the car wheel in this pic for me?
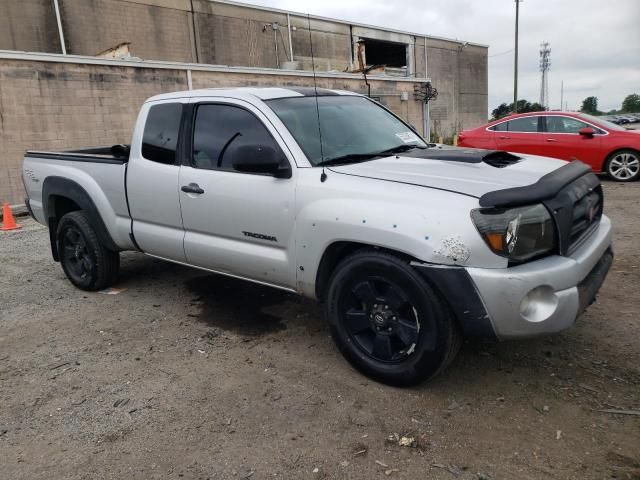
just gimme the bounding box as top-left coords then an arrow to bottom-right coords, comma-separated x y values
325,250 -> 461,386
56,211 -> 119,291
605,150 -> 640,182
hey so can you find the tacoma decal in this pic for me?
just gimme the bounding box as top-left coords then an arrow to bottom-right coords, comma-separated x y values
242,231 -> 278,242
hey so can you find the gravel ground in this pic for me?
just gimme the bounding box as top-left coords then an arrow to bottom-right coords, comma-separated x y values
1,181 -> 639,480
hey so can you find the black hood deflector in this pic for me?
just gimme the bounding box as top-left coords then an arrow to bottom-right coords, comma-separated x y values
479,160 -> 595,208
405,147 -> 521,168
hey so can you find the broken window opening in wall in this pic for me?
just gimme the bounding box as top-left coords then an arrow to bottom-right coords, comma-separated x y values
360,38 -> 408,76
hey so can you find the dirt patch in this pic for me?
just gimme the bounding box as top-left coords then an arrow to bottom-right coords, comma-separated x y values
185,275 -> 291,336
0,180 -> 638,479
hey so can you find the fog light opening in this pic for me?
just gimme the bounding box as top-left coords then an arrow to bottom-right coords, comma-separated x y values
520,285 -> 559,323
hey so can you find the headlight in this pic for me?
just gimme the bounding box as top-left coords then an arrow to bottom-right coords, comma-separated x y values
471,204 -> 556,262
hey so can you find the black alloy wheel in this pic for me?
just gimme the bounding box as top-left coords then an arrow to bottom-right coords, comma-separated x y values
60,225 -> 94,284
326,250 -> 461,386
342,277 -> 422,363
56,211 -> 119,291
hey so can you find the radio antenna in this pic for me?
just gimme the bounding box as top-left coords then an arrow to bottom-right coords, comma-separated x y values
307,14 -> 327,182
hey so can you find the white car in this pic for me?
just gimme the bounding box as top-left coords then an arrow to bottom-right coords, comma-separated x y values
22,87 -> 613,385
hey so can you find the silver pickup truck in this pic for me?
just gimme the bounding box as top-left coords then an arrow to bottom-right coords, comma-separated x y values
22,87 -> 613,385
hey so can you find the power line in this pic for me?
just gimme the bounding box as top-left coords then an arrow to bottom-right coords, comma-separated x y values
489,48 -> 515,58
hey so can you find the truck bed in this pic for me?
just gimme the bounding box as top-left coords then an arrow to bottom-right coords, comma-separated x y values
23,146 -> 134,250
26,146 -> 130,164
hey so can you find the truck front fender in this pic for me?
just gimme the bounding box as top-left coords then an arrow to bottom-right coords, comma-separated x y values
294,195 -> 482,299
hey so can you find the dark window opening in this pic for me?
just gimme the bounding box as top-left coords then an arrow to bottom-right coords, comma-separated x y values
361,39 -> 407,68
192,104 -> 283,172
142,103 -> 183,165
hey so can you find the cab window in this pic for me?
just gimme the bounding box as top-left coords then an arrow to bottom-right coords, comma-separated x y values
192,104 -> 284,172
142,103 -> 183,164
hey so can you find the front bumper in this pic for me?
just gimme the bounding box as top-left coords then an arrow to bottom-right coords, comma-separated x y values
466,215 -> 613,339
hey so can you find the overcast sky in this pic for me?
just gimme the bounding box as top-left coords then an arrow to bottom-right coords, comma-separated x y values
248,0 -> 640,113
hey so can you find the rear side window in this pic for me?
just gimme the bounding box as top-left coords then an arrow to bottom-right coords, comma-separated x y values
489,122 -> 509,131
489,117 -> 539,132
192,104 -> 282,171
142,103 -> 183,164
505,117 -> 539,132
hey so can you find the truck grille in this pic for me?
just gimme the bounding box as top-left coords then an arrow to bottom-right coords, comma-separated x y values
548,175 -> 603,256
568,188 -> 603,250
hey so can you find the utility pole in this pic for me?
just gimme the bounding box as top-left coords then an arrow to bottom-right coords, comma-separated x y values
539,42 -> 551,109
560,80 -> 564,111
513,0 -> 522,112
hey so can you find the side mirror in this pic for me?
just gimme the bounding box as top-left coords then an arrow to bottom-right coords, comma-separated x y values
232,145 -> 291,178
578,127 -> 595,137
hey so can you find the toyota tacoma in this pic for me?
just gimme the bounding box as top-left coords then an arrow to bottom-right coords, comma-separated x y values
22,87 -> 613,385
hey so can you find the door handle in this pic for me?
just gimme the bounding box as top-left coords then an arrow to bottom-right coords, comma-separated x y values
545,138 -> 557,142
498,136 -> 511,140
181,183 -> 204,194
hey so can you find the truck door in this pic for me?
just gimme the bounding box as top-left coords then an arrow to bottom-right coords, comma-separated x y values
126,100 -> 187,261
178,99 -> 297,289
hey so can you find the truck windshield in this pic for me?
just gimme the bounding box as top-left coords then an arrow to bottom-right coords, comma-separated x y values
266,96 -> 427,166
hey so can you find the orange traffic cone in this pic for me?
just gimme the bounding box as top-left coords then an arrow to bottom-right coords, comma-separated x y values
1,202 -> 21,231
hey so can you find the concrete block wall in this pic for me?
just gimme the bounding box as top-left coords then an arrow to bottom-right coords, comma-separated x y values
192,2 -> 353,72
193,0 -> 286,67
0,0 -> 61,53
0,57 -> 423,204
0,1 -> 488,126
288,16 -> 352,73
0,60 -> 188,204
426,40 -> 488,140
59,0 -> 195,62
0,0 -> 488,202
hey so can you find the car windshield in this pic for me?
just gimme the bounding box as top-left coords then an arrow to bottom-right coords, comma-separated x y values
578,113 -> 627,131
266,95 -> 428,166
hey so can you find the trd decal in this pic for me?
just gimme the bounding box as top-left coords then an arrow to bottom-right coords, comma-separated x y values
242,231 -> 277,242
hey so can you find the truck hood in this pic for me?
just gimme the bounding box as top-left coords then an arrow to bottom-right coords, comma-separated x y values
328,148 -> 569,198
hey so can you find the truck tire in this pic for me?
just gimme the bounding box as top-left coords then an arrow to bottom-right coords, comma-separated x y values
325,250 -> 461,386
56,211 -> 119,291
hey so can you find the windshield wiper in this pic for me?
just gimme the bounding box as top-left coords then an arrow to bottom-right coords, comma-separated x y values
316,144 -> 428,167
377,143 -> 428,155
316,153 -> 383,167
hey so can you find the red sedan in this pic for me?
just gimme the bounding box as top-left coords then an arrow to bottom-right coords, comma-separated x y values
458,111 -> 640,181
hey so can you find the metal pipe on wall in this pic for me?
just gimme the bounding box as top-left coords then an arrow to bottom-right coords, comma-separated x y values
423,36 -> 430,140
53,0 -> 67,55
287,13 -> 294,62
274,28 -> 279,68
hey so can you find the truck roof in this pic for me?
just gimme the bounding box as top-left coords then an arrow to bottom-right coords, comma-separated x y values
146,87 -> 361,103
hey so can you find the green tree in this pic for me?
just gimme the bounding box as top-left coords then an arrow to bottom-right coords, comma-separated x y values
491,99 -> 546,120
621,93 -> 640,113
491,103 -> 511,120
581,96 -> 600,115
528,102 -> 546,113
